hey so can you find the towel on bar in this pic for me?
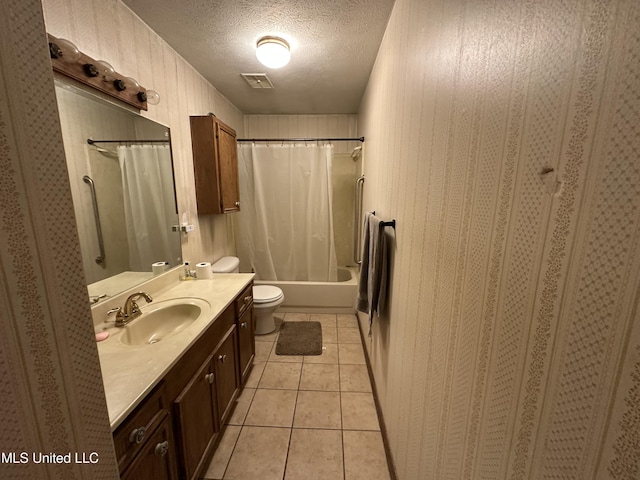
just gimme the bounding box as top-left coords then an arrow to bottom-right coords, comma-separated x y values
356,212 -> 390,334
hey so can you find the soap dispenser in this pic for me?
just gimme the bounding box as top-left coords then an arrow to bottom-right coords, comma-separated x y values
181,262 -> 193,280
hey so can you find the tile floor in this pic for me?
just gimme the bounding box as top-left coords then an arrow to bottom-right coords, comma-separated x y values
200,312 -> 391,480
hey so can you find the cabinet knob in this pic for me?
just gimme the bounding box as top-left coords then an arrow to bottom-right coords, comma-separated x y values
129,426 -> 147,445
218,354 -> 227,363
154,441 -> 169,457
241,321 -> 248,329
205,372 -> 215,384
235,201 -> 240,207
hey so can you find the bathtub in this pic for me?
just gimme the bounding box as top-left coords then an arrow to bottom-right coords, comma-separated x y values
254,266 -> 358,314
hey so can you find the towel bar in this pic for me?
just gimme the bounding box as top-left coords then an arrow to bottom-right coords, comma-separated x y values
371,211 -> 396,230
381,220 -> 396,229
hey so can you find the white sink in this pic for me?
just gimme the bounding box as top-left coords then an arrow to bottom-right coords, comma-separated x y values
120,298 -> 210,346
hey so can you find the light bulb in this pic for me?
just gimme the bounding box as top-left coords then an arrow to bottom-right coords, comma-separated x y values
124,77 -> 140,90
54,38 -> 81,63
256,36 -> 291,69
145,89 -> 161,105
113,76 -> 140,92
95,60 -> 115,79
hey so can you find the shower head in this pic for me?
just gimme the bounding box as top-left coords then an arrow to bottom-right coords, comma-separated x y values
351,146 -> 362,160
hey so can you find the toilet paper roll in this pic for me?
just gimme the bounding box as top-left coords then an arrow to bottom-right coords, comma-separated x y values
152,261 -> 169,275
196,262 -> 213,279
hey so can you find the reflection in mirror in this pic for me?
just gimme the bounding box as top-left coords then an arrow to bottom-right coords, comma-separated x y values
55,79 -> 182,301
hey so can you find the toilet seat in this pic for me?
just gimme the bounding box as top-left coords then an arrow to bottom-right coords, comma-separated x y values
253,285 -> 284,304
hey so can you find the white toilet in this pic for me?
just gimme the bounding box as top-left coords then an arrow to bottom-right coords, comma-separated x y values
211,256 -> 284,335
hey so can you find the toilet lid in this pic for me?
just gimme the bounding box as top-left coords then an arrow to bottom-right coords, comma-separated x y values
253,285 -> 283,303
211,256 -> 239,273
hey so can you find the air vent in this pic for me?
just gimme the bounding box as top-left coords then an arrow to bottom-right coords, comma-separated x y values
241,73 -> 274,89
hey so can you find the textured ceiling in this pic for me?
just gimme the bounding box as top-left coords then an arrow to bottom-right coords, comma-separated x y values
122,0 -> 395,114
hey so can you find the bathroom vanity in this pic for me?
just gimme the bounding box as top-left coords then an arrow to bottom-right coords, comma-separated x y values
97,274 -> 255,480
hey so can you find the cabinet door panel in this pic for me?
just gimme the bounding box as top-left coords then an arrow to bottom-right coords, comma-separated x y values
174,355 -> 216,480
216,121 -> 240,213
121,415 -> 178,480
214,326 -> 239,424
237,306 -> 255,384
190,116 -> 222,214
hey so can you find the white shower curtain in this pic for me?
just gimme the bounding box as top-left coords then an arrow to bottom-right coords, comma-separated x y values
118,144 -> 177,271
236,144 -> 338,282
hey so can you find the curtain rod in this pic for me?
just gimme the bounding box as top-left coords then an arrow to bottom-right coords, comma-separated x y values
87,139 -> 170,145
236,136 -> 364,143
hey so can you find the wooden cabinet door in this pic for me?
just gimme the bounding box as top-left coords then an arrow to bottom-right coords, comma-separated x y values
121,414 -> 178,480
216,120 -> 240,213
190,116 -> 222,214
190,115 -> 240,215
237,306 -> 255,384
214,326 -> 240,425
174,355 -> 217,480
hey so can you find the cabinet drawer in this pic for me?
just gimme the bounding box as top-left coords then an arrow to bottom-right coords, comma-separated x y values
121,413 -> 178,480
113,382 -> 168,473
235,283 -> 253,317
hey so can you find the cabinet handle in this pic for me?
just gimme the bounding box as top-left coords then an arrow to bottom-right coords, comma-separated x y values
235,201 -> 240,207
241,321 -> 248,329
129,426 -> 147,445
244,295 -> 252,304
154,441 -> 169,457
218,354 -> 227,363
205,372 -> 215,384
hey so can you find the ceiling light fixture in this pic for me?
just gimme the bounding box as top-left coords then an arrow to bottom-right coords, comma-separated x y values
256,36 -> 291,69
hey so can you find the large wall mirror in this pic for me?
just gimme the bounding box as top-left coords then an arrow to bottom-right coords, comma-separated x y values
55,79 -> 182,301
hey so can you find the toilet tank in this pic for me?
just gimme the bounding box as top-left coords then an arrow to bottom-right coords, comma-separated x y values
212,256 -> 240,273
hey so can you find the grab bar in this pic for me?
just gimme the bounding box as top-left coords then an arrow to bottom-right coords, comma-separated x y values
82,175 -> 105,265
353,175 -> 365,265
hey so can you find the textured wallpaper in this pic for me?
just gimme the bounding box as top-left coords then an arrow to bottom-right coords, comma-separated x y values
358,0 -> 640,478
0,0 -> 118,477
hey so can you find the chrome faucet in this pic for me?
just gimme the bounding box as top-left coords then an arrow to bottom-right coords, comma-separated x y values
107,292 -> 153,327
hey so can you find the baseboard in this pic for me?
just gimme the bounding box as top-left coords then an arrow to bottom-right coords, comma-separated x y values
356,313 -> 398,480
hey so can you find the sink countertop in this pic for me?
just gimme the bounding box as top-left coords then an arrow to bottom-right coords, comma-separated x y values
96,273 -> 254,430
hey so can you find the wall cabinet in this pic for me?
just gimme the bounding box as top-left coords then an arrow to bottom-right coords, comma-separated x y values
190,115 -> 240,214
114,283 -> 254,480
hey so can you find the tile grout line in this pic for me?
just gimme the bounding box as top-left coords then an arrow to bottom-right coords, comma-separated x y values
221,333 -> 275,478
218,351 -> 266,480
339,336 -> 347,480
216,313 -> 377,479
281,338 -> 304,480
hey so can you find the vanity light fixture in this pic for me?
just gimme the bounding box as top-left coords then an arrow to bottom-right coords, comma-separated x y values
48,33 -> 160,110
256,36 -> 291,69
